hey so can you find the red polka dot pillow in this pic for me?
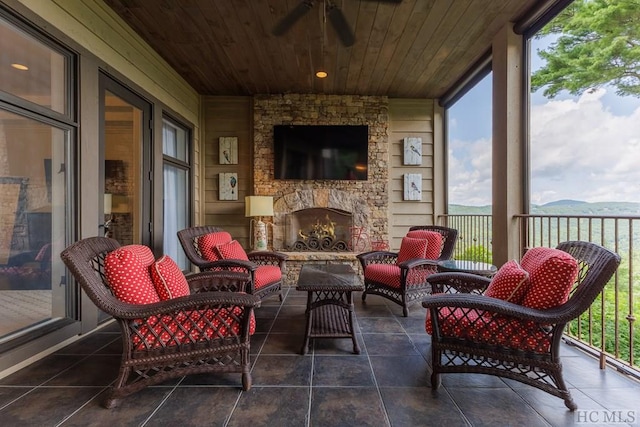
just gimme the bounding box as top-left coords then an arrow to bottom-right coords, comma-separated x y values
484,260 -> 530,304
396,236 -> 428,264
520,247 -> 579,309
105,245 -> 160,304
197,231 -> 233,261
405,230 -> 443,259
149,255 -> 190,300
215,240 -> 249,261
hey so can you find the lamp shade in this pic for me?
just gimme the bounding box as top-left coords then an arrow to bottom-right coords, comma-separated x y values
245,196 -> 274,217
104,193 -> 112,215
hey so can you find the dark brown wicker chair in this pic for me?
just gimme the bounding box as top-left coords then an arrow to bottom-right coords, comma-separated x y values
177,225 -> 288,302
422,241 -> 621,411
60,236 -> 259,408
357,225 -> 458,316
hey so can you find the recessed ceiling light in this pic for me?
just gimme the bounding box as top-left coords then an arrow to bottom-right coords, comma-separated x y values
315,70 -> 328,79
11,63 -> 29,71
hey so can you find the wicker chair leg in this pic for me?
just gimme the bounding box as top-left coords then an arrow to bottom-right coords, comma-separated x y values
431,372 -> 441,389
564,396 -> 578,411
103,394 -> 119,409
361,290 -> 367,302
242,372 -> 252,391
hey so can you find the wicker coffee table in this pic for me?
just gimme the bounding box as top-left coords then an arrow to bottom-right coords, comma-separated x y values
296,264 -> 364,355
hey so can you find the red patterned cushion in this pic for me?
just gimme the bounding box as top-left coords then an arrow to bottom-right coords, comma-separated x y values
197,231 -> 233,261
132,306 -> 257,350
105,245 -> 160,304
215,240 -> 249,261
396,236 -> 428,264
484,260 -> 529,304
521,247 -> 579,309
365,264 -> 401,288
254,265 -> 282,290
425,308 -> 552,353
364,263 -> 429,289
406,230 -> 443,259
150,255 -> 190,300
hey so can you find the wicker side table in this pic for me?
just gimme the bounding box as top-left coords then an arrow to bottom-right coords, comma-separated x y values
296,264 -> 364,355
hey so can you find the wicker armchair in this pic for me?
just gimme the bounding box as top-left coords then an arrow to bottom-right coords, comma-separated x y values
422,241 -> 621,410
60,237 -> 259,408
357,225 -> 458,316
177,226 -> 288,302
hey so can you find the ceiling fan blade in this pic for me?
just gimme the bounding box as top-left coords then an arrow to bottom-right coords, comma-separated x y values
327,5 -> 355,47
272,1 -> 314,36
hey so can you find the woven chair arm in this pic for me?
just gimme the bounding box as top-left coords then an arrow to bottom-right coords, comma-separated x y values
186,271 -> 249,293
356,251 -> 398,266
426,272 -> 491,294
247,251 -> 288,265
197,259 -> 257,272
422,293 -> 570,324
111,292 -> 260,320
397,258 -> 439,269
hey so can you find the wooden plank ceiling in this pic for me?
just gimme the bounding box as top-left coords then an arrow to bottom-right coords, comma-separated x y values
103,0 -> 539,99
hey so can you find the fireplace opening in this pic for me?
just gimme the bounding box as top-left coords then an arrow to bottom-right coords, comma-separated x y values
285,208 -> 352,252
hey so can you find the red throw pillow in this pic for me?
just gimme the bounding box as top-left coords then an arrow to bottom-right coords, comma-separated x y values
521,247 -> 579,309
484,259 -> 529,304
396,236 -> 428,264
150,255 -> 190,300
215,240 -> 249,261
105,245 -> 160,304
197,231 -> 233,261
406,230 -> 443,259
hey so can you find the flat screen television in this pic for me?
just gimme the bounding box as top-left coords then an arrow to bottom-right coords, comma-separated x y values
273,125 -> 368,180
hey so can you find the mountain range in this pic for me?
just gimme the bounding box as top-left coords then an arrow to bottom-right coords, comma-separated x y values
449,200 -> 640,216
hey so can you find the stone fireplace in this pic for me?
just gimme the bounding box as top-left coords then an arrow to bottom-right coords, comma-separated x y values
272,189 -> 369,253
285,207 -> 352,252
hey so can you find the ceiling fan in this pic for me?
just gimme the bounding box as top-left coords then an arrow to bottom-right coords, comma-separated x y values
272,0 -> 403,47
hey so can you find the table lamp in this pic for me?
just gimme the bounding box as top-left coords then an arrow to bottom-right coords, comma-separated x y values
245,195 -> 274,251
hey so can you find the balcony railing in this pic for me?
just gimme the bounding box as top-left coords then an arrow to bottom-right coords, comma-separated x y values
439,213 -> 639,379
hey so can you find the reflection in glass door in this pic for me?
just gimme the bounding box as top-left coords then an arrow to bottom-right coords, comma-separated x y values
100,75 -> 152,248
0,111 -> 69,341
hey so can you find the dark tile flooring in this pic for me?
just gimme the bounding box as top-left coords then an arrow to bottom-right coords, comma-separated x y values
0,287 -> 639,427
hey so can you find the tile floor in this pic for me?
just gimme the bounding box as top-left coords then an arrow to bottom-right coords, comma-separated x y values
0,287 -> 638,427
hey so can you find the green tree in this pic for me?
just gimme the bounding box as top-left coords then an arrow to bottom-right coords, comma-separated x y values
459,245 -> 492,264
531,0 -> 640,98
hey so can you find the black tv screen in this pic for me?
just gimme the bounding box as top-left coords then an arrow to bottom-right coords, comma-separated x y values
273,125 -> 368,180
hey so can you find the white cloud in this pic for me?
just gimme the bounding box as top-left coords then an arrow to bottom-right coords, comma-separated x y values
449,88 -> 640,205
530,88 -> 640,204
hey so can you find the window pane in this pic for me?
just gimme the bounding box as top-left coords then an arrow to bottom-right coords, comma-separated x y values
447,73 -> 493,207
0,108 -> 70,342
0,16 -> 68,115
162,120 -> 187,162
163,163 -> 188,269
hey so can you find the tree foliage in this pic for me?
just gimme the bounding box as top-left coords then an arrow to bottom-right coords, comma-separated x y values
531,0 -> 640,98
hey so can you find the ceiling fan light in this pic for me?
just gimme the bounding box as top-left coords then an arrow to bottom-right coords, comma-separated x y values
315,70 -> 328,79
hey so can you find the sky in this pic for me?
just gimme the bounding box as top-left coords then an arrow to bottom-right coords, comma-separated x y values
447,37 -> 640,207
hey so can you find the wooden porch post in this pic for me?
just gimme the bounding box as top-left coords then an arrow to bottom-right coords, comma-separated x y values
492,24 -> 525,266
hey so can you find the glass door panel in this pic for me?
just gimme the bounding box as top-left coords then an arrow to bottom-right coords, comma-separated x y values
103,91 -> 143,245
0,109 -> 70,341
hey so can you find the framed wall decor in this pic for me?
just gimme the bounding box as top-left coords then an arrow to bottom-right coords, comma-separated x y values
403,173 -> 422,201
403,137 -> 422,165
219,172 -> 238,200
219,136 -> 238,164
